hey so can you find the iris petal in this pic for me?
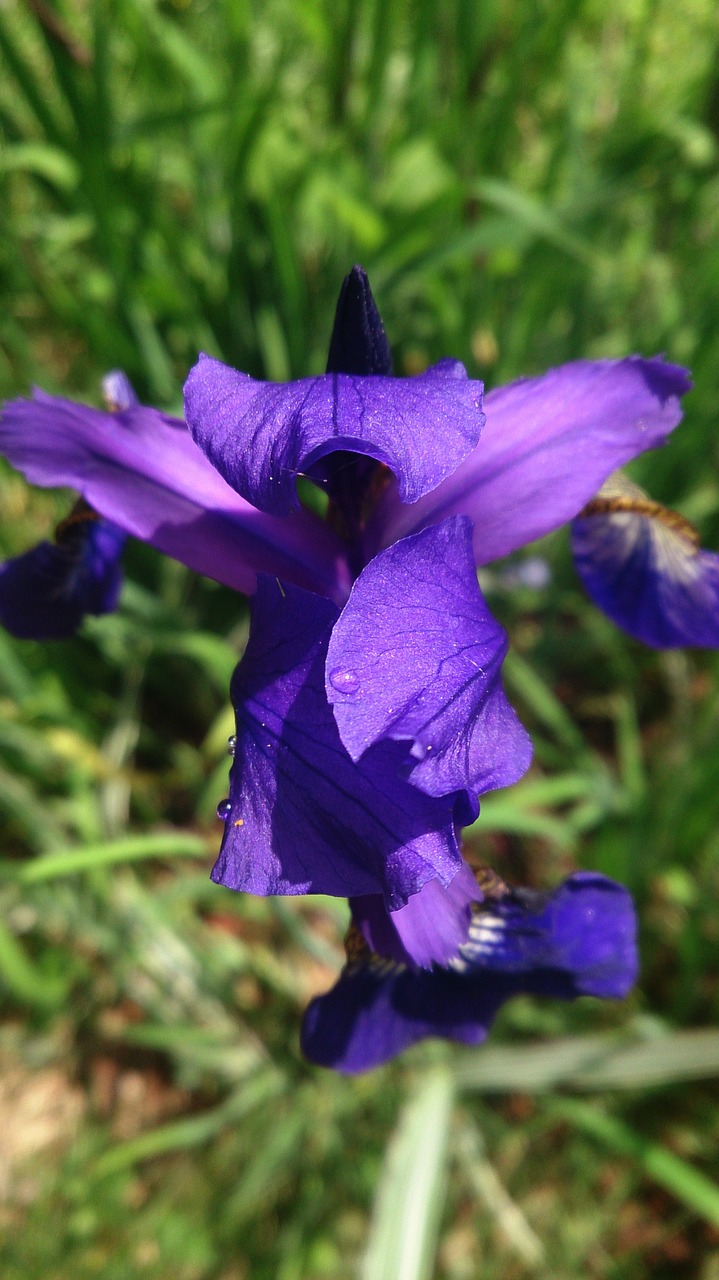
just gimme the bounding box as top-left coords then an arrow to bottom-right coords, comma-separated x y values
0,511 -> 125,640
572,471 -> 719,648
301,872 -> 637,1072
212,576 -> 463,908
183,354 -> 485,516
326,516 -> 532,806
371,357 -> 692,565
351,863 -> 482,969
0,391 -> 347,599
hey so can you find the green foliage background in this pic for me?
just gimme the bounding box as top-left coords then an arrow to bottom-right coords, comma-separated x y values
1,1 -> 719,1276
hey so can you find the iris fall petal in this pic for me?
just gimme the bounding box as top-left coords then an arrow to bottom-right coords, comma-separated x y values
0,511 -> 125,640
212,576 -> 463,908
572,471 -> 719,647
301,872 -> 637,1072
326,515 -> 532,804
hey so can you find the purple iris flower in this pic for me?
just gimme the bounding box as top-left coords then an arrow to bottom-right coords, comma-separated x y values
0,370 -> 136,640
302,871 -> 637,1073
0,265 -> 709,1070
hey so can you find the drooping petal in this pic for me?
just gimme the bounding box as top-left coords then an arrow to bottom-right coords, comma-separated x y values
0,508 -> 125,640
572,472 -> 719,648
326,516 -> 532,805
0,391 -> 348,600
183,354 -> 485,516
351,862 -> 482,969
370,357 -> 692,565
452,871 -> 637,997
301,872 -> 637,1072
212,576 -> 463,908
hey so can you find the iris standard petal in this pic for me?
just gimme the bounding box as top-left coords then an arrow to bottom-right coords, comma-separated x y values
572,472 -> 719,648
0,509 -> 125,640
351,862 -> 482,969
326,516 -> 532,804
301,872 -> 637,1072
370,357 -> 692,565
0,391 -> 348,599
183,354 -> 485,516
212,576 -> 463,908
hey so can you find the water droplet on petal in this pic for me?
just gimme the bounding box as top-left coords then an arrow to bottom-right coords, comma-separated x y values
216,798 -> 232,821
329,667 -> 360,695
227,735 -> 237,756
410,740 -> 431,761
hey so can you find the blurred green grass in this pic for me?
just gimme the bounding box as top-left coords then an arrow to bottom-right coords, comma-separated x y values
2,0 -> 719,1277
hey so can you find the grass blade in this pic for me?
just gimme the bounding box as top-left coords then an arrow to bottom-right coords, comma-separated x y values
361,1068 -> 454,1280
549,1098 -> 719,1229
3,832 -> 209,883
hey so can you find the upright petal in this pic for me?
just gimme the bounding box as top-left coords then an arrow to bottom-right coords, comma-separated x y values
326,516 -> 532,805
370,358 -> 692,565
0,507 -> 125,640
301,872 -> 637,1072
572,472 -> 719,648
183,354 -> 484,516
212,577 -> 463,908
0,391 -> 347,600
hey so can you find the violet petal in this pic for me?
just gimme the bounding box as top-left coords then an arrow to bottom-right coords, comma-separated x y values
0,515 -> 125,640
301,872 -> 637,1072
371,357 -> 692,565
572,472 -> 719,647
0,391 -> 347,599
326,516 -> 532,802
183,354 -> 484,515
212,577 -> 463,908
351,862 -> 482,969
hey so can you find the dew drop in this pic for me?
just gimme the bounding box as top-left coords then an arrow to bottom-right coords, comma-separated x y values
227,734 -> 237,757
216,798 -> 232,821
328,667 -> 360,695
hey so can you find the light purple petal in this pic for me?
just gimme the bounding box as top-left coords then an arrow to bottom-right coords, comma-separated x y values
301,872 -> 637,1072
183,354 -> 485,515
101,370 -> 139,411
0,391 -> 348,599
572,472 -> 719,648
326,516 -> 532,802
370,357 -> 692,565
212,577 -> 463,908
351,862 -> 482,969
